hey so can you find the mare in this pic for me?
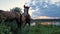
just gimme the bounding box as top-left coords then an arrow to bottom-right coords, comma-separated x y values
0,10 -> 22,29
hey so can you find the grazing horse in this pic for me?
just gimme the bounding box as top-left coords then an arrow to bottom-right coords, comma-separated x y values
0,10 -> 26,34
0,10 -> 22,29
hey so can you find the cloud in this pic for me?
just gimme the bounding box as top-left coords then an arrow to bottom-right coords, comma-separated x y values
51,0 -> 60,4
33,16 -> 60,19
29,0 -> 60,18
0,0 -> 60,19
0,0 -> 31,10
37,16 -> 53,19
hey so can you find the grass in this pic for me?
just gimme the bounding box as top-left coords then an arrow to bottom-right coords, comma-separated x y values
0,20 -> 60,34
27,25 -> 60,34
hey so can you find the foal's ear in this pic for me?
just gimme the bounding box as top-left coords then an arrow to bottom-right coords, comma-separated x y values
24,5 -> 25,8
24,5 -> 30,8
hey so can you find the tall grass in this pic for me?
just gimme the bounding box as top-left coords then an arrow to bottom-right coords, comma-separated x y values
0,15 -> 60,34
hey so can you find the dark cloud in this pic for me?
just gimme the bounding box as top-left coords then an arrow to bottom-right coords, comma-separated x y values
30,0 -> 60,17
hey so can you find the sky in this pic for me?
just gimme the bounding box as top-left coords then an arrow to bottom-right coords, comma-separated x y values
0,0 -> 60,19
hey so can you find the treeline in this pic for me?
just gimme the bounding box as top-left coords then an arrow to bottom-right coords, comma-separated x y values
32,19 -> 60,22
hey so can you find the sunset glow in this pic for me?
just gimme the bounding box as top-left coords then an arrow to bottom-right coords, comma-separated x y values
0,0 -> 60,18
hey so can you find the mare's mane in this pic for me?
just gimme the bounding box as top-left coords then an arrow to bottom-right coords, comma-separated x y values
0,10 -> 4,12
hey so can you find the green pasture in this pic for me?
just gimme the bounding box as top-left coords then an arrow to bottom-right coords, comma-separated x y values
0,19 -> 60,34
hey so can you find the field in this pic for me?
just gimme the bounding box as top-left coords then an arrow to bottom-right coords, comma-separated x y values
28,25 -> 60,34
0,20 -> 60,34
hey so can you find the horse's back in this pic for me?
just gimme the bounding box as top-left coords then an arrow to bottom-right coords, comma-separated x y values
0,11 -> 19,19
0,10 -> 4,13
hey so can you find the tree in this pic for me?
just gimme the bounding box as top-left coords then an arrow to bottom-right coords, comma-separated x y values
10,7 -> 22,14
